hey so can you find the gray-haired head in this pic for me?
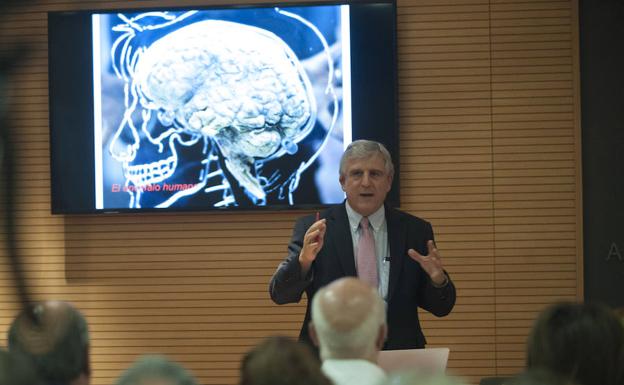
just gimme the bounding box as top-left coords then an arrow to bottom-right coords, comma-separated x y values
310,277 -> 387,362
8,300 -> 90,385
339,140 -> 394,179
116,355 -> 198,385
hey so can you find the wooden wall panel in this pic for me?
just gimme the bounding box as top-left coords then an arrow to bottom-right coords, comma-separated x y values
0,0 -> 581,384
489,0 -> 580,377
397,1 -> 495,381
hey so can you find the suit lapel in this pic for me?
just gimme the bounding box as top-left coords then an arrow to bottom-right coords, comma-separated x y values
328,204 -> 357,277
387,207 -> 405,302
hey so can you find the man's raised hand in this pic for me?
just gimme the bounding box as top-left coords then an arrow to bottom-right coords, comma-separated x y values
408,240 -> 447,286
298,218 -> 327,274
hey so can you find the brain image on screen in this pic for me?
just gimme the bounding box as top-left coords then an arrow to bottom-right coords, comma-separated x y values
97,8 -> 343,209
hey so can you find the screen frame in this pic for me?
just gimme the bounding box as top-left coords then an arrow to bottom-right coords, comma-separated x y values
48,0 -> 400,214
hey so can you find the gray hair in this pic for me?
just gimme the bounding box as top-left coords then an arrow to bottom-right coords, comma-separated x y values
339,140 -> 394,178
311,280 -> 386,360
116,355 -> 198,385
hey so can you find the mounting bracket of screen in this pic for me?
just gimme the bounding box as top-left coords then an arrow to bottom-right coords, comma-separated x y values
48,1 -> 399,214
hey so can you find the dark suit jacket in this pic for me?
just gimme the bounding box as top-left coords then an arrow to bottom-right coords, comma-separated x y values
269,203 -> 456,350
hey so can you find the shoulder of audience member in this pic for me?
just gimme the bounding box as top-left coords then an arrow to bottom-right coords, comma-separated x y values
384,370 -> 468,385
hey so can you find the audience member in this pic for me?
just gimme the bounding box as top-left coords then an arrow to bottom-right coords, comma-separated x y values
385,370 -> 468,385
526,302 -> 624,385
8,300 -> 90,385
239,335 -> 332,385
115,355 -> 197,385
0,347 -> 40,385
506,369 -> 578,385
310,277 -> 387,385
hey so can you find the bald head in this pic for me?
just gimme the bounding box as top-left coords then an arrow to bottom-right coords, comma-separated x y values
311,277 -> 386,361
316,278 -> 381,332
8,301 -> 90,385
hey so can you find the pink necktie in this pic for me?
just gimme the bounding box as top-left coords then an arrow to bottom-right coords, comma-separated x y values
357,217 -> 378,288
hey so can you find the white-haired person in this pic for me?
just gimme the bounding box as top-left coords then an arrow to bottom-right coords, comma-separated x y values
309,277 -> 387,385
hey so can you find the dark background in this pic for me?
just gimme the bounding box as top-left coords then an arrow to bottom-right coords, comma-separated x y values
579,0 -> 624,307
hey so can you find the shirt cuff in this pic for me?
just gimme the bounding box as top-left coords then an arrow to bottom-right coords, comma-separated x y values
430,273 -> 449,288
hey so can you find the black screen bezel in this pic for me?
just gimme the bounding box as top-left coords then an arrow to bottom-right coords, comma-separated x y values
48,0 -> 400,214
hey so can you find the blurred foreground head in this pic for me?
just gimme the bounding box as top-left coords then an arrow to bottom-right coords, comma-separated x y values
506,369 -> 579,385
0,347 -> 41,385
526,302 -> 624,385
240,335 -> 331,385
116,355 -> 197,385
310,277 -> 387,362
8,300 -> 90,385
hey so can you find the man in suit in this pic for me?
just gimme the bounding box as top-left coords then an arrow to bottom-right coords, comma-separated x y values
269,139 -> 456,350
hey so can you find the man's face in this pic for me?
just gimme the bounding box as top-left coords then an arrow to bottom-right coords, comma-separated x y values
339,153 -> 393,217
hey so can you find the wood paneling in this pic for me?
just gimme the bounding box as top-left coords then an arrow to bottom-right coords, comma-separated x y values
0,0 -> 581,384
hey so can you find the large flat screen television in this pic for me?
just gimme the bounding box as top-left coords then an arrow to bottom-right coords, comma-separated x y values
48,0 -> 399,214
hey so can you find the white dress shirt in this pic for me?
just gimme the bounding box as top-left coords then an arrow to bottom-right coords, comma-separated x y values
322,359 -> 387,385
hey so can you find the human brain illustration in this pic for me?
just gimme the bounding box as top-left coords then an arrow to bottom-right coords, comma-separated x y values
132,20 -> 316,199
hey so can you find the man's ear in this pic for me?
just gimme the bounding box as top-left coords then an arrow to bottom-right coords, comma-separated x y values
339,175 -> 346,191
376,324 -> 388,351
309,322 -> 320,347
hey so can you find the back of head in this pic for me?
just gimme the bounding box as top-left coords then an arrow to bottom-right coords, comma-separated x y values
340,140 -> 394,178
0,348 -> 41,385
115,355 -> 197,385
239,335 -> 332,385
506,369 -> 579,385
8,300 -> 90,384
526,302 -> 624,385
311,277 -> 387,361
